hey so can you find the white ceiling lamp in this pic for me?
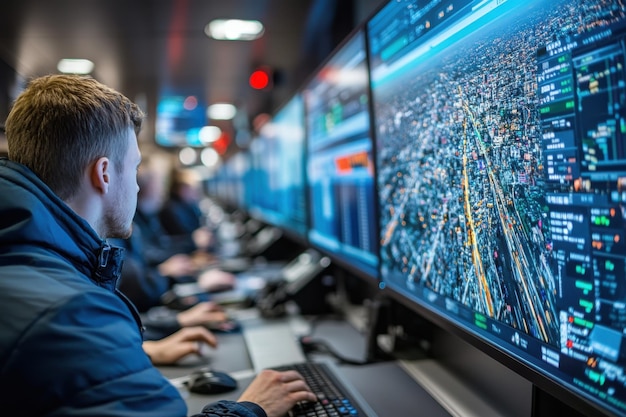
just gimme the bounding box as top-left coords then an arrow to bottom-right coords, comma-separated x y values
207,103 -> 237,120
205,19 -> 264,41
57,59 -> 94,75
201,147 -> 220,168
179,147 -> 198,165
199,125 -> 222,144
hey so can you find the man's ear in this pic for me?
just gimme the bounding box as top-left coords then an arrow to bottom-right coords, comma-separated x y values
90,157 -> 111,195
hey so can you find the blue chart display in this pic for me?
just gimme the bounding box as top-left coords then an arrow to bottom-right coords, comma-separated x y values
247,94 -> 308,238
368,0 -> 626,415
305,29 -> 378,279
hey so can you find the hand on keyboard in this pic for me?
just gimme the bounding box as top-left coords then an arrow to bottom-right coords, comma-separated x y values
273,362 -> 365,416
237,369 -> 318,417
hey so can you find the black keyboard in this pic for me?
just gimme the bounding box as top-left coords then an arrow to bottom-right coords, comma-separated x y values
273,362 -> 367,417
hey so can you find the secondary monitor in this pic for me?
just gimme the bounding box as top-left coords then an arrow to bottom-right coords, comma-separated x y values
206,150 -> 250,211
247,93 -> 308,240
368,0 -> 626,415
304,28 -> 379,280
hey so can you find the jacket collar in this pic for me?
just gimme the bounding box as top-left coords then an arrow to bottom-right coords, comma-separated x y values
93,242 -> 125,291
0,159 -> 125,289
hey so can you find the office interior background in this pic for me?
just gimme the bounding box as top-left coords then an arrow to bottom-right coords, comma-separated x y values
0,0 -> 379,156
1,1 -> 626,417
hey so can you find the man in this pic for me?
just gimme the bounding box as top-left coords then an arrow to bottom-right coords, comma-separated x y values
0,74 -> 316,416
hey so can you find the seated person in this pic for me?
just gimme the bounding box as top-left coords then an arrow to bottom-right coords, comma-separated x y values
0,74 -> 316,416
135,160 -> 215,267
111,226 -> 235,339
159,167 -> 214,252
113,161 -> 234,336
112,225 -> 233,308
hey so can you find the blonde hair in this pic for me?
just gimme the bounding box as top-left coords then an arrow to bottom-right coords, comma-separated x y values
5,74 -> 144,201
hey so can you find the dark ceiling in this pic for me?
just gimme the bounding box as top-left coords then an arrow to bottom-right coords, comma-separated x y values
0,0 -> 381,152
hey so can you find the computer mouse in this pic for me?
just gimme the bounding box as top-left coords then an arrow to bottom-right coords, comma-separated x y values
186,368 -> 238,395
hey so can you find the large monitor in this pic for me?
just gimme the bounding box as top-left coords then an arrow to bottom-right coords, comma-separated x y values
368,0 -> 626,416
304,28 -> 379,280
206,150 -> 250,211
247,93 -> 308,240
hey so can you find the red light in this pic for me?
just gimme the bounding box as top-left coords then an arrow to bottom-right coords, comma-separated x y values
213,131 -> 231,154
249,69 -> 270,90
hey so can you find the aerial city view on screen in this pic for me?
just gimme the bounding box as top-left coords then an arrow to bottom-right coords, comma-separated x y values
370,0 -> 626,410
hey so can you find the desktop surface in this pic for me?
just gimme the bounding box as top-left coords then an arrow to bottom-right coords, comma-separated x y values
157,309 -> 452,417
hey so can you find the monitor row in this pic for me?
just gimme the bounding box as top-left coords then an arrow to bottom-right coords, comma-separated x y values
207,1 -> 626,416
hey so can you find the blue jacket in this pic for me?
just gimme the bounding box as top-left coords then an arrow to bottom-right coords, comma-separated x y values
0,159 -> 264,417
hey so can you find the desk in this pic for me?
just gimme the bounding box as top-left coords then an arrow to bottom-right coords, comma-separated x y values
157,309 -> 452,417
158,331 -> 254,412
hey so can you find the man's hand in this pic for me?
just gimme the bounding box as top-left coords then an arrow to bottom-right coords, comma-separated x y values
143,326 -> 217,365
197,269 -> 235,292
176,301 -> 229,328
237,369 -> 317,417
158,253 -> 197,278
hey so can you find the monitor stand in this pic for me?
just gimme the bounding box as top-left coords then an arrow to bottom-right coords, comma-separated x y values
531,385 -> 589,417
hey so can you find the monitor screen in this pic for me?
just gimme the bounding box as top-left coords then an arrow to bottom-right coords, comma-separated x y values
368,0 -> 626,415
155,94 -> 207,147
304,29 -> 379,280
247,93 -> 308,239
206,150 -> 250,210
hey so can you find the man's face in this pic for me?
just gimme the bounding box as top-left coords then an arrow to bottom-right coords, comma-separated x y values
102,129 -> 141,239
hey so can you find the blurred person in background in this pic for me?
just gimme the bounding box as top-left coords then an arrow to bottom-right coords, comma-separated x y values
113,159 -> 236,338
160,167 -> 214,252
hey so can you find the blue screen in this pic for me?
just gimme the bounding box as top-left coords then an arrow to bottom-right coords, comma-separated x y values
304,29 -> 378,280
368,0 -> 626,415
207,150 -> 250,210
247,94 -> 308,238
155,95 -> 207,147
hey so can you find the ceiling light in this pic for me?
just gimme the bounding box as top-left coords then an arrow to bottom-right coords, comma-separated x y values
199,125 -> 222,143
207,103 -> 237,120
205,19 -> 264,41
179,147 -> 198,165
201,147 -> 220,167
57,59 -> 94,75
